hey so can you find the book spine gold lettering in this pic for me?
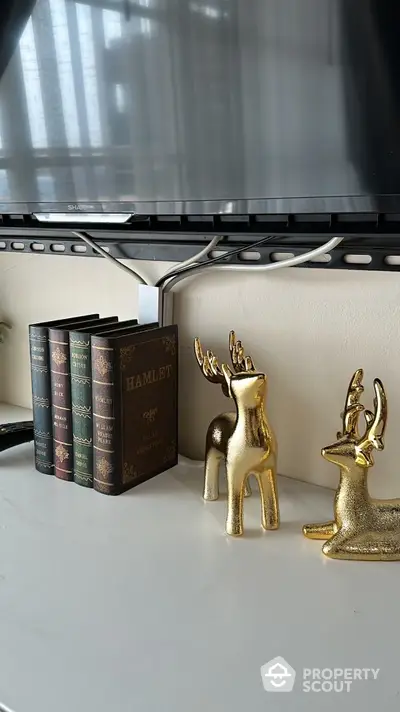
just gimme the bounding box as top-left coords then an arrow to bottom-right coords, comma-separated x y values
70,333 -> 94,488
50,329 -> 73,481
29,325 -> 53,474
92,337 -> 118,495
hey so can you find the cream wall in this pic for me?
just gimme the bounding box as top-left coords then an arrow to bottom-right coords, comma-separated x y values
1,252 -> 400,497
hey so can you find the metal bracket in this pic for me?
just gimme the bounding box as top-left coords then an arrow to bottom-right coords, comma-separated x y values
1,211 -> 400,272
2,233 -> 400,272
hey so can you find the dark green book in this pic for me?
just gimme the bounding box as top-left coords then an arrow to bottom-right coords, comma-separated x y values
70,318 -> 139,487
70,317 -> 119,487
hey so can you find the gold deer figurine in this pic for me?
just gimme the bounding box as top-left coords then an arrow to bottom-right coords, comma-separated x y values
194,331 -> 255,499
303,369 -> 400,560
194,331 -> 279,537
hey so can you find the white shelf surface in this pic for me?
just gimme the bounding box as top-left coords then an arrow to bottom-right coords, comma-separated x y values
0,404 -> 399,712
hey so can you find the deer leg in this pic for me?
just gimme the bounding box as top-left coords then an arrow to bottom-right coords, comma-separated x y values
244,478 -> 252,498
303,521 -> 337,540
226,476 -> 245,537
203,448 -> 222,501
257,468 -> 280,531
321,529 -> 352,559
322,531 -> 400,560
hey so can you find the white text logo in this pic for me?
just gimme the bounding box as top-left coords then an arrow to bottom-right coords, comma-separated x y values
261,658 -> 380,693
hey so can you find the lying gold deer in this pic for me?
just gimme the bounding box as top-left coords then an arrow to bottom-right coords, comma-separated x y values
303,369 -> 400,560
194,332 -> 279,537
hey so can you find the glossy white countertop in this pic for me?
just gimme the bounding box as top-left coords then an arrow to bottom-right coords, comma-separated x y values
0,404 -> 398,712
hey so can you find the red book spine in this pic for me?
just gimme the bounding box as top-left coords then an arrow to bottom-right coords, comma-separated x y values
49,327 -> 74,481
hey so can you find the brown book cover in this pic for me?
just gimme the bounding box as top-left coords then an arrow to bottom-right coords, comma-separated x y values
91,324 -> 178,495
49,316 -> 114,481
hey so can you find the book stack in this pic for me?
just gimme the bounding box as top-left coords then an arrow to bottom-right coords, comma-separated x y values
29,315 -> 178,494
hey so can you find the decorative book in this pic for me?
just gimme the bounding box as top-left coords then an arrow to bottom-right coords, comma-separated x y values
91,324 -> 178,495
49,316 -> 109,481
70,317 -> 120,487
29,314 -> 99,474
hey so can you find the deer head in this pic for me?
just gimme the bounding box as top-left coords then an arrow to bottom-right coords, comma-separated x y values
222,365 -> 267,407
194,331 -> 255,398
322,370 -> 387,470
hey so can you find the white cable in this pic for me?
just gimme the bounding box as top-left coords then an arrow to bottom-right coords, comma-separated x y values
161,235 -> 222,278
72,231 -> 150,285
74,231 -> 224,287
163,236 -> 343,292
73,229 -> 342,292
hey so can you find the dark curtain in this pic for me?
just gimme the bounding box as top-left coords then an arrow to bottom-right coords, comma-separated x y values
0,1 -> 37,79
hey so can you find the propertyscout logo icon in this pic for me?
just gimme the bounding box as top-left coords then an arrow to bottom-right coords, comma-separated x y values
261,657 -> 380,693
261,657 -> 296,692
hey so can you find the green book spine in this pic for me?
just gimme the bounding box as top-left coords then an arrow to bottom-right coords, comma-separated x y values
29,325 -> 53,474
70,332 -> 94,487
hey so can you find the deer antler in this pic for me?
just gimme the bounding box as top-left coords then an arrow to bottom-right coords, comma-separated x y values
229,330 -> 255,373
195,332 -> 255,398
338,369 -> 365,439
194,337 -> 230,397
360,379 -> 387,452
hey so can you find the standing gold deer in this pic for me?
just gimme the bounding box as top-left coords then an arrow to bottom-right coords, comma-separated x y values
303,369 -> 400,560
194,331 -> 255,499
194,332 -> 279,537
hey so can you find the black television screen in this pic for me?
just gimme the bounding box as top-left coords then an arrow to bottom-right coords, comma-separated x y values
0,0 -> 400,216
